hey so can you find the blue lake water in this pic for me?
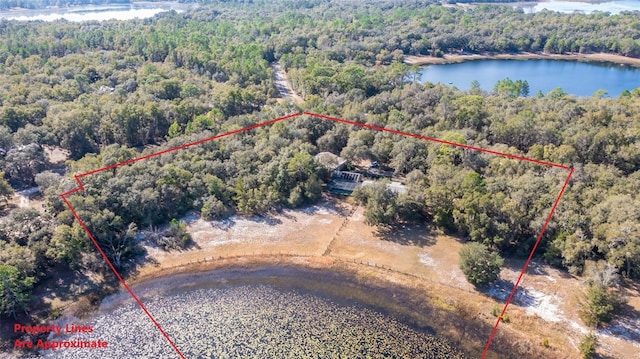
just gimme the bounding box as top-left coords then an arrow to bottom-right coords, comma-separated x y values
521,0 -> 640,14
0,2 -> 191,22
418,59 -> 640,97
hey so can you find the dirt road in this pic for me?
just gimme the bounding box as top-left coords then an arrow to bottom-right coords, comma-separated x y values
272,61 -> 303,103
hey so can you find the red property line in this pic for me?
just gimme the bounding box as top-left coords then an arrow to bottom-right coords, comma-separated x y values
60,113 -> 303,359
61,111 -> 572,358
303,112 -> 570,170
482,166 -> 574,358
304,112 -> 574,357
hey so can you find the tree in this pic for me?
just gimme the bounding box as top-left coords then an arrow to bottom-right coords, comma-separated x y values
166,121 -> 181,140
3,144 -> 48,186
578,282 -> 624,327
520,80 -> 530,97
0,171 -> 13,205
340,130 -> 375,162
201,196 -> 232,220
459,242 -> 503,288
353,181 -> 398,226
0,265 -> 34,319
46,224 -> 87,269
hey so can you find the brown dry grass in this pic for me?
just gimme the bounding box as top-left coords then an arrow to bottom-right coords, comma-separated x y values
72,197 -> 636,359
128,199 -> 583,358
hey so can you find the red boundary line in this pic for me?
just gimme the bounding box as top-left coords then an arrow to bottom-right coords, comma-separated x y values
60,111 -> 573,358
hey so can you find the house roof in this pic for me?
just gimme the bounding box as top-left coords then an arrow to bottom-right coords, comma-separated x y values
314,152 -> 346,171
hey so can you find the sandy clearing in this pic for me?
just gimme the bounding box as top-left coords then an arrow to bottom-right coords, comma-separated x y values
404,52 -> 640,67
129,199 -> 638,359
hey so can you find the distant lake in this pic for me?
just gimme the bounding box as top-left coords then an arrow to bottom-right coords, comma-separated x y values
418,59 -> 640,97
521,0 -> 640,14
0,2 -> 192,22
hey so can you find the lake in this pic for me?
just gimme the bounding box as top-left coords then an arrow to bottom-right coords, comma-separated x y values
0,2 -> 192,22
520,0 -> 640,14
418,59 -> 640,97
44,268 -> 467,358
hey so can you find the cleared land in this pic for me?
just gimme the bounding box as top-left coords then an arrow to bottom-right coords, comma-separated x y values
129,197 -> 639,359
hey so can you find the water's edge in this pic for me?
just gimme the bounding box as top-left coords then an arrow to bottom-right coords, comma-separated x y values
96,265 -> 474,356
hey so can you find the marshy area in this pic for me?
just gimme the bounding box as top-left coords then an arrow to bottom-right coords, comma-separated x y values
46,266 -> 468,359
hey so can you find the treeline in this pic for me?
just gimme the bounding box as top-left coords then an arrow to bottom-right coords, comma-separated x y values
3,1 -> 640,63
0,0 -> 639,322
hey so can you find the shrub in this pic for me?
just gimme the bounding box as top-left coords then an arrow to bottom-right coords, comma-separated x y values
157,219 -> 192,251
201,196 -> 232,220
541,338 -> 550,348
491,304 -> 500,317
578,283 -> 624,327
459,242 -> 503,288
501,312 -> 510,323
578,333 -> 597,359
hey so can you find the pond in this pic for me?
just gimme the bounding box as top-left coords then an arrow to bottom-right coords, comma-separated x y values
418,59 -> 640,97
520,0 -> 640,14
43,268 -> 468,358
0,2 -> 192,22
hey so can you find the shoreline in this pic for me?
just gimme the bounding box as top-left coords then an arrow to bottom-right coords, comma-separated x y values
109,255 -> 517,358
404,52 -> 640,67
15,200 -> 636,358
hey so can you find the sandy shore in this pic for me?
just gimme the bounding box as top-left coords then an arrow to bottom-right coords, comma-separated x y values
48,199 -> 638,359
116,201 -> 563,358
404,52 -> 640,67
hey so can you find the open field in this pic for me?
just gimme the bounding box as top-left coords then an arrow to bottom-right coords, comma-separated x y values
128,197 -> 639,359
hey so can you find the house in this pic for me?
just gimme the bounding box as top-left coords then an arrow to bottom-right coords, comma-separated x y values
314,152 -> 347,172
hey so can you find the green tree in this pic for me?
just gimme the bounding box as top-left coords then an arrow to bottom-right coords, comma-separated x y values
0,171 -> 13,204
46,224 -> 87,269
578,332 -> 598,359
578,283 -> 624,327
459,242 -> 503,288
166,121 -> 181,140
0,264 -> 34,319
353,181 -> 398,226
4,144 -> 48,186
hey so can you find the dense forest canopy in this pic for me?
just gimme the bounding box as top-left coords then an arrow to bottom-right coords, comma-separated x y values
0,0 -> 639,325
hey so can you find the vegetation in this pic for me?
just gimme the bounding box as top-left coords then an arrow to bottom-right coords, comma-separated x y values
157,219 -> 192,251
579,283 -> 623,327
353,181 -> 400,226
0,264 -> 34,319
459,242 -> 503,287
0,172 -> 13,205
578,332 -> 598,359
578,264 -> 626,327
0,1 -> 638,340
